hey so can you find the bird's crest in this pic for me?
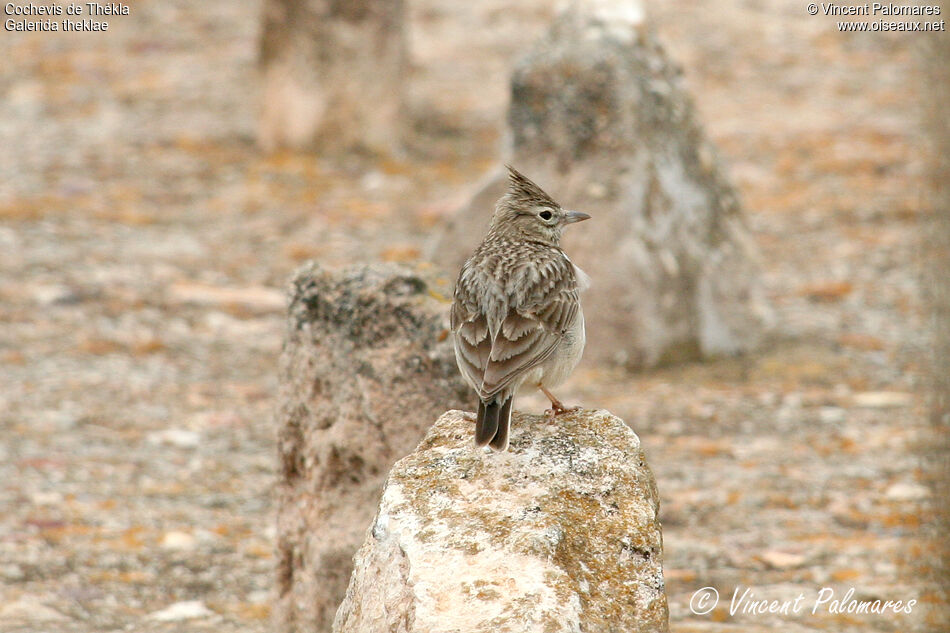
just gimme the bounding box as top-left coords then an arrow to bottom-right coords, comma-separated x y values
504,165 -> 560,209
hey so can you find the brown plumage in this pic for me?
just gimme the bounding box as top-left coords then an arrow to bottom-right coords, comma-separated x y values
450,165 -> 590,451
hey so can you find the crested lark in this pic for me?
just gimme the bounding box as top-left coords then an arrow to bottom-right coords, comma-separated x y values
450,166 -> 590,452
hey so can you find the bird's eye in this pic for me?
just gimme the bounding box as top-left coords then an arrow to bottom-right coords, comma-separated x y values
539,210 -> 553,221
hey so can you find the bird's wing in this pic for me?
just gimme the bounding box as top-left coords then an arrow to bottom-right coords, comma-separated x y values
451,296 -> 492,392
452,252 -> 578,401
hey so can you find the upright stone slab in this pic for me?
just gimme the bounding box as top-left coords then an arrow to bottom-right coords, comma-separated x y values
275,263 -> 468,633
333,409 -> 669,633
430,0 -> 771,368
258,0 -> 407,152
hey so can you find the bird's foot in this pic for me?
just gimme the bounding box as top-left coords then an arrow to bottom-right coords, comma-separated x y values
543,402 -> 580,421
539,384 -> 579,421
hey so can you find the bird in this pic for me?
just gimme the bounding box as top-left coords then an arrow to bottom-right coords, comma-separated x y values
450,165 -> 591,452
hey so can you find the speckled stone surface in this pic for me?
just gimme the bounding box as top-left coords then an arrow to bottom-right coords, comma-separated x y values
333,409 -> 669,633
275,262 -> 469,633
430,0 -> 771,369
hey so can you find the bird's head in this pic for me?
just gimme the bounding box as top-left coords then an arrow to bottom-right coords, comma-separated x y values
488,165 -> 590,245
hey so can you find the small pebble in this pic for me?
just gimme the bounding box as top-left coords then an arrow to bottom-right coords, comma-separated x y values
146,429 -> 201,449
160,531 -> 197,550
147,600 -> 214,621
884,482 -> 929,501
853,391 -> 913,409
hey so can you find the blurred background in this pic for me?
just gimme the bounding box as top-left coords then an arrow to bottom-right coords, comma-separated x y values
0,0 -> 946,632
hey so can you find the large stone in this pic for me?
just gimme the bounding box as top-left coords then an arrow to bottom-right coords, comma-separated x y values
258,0 -> 407,152
332,409 -> 669,633
429,0 -> 771,368
275,263 -> 469,633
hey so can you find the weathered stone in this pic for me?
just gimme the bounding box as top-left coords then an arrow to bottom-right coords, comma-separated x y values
275,262 -> 468,633
333,409 -> 669,633
258,0 -> 407,152
429,0 -> 771,368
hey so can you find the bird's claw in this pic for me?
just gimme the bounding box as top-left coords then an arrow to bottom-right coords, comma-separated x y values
543,403 -> 580,421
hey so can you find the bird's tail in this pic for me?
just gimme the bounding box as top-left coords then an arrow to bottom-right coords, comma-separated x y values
475,396 -> 513,452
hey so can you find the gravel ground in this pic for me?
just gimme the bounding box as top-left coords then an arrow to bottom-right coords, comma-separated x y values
0,1 -> 940,632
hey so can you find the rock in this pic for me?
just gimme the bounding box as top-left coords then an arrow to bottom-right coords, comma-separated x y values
30,491 -> 64,506
332,409 -> 669,633
851,391 -> 914,409
429,0 -> 771,368
0,564 -> 25,582
28,283 -> 81,306
146,428 -> 201,449
275,262 -> 469,633
818,406 -> 846,424
757,550 -> 807,570
0,596 -> 69,623
884,482 -> 929,501
166,282 -> 285,314
160,530 -> 197,550
258,0 -> 407,152
147,600 -> 214,621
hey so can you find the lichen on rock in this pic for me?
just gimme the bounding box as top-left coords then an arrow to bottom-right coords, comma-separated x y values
429,0 -> 772,368
275,262 -> 469,633
332,409 -> 669,633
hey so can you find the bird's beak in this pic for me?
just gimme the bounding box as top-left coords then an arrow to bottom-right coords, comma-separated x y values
563,210 -> 591,224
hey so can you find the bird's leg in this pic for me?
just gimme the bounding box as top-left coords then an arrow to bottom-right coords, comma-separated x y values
539,384 -> 580,421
